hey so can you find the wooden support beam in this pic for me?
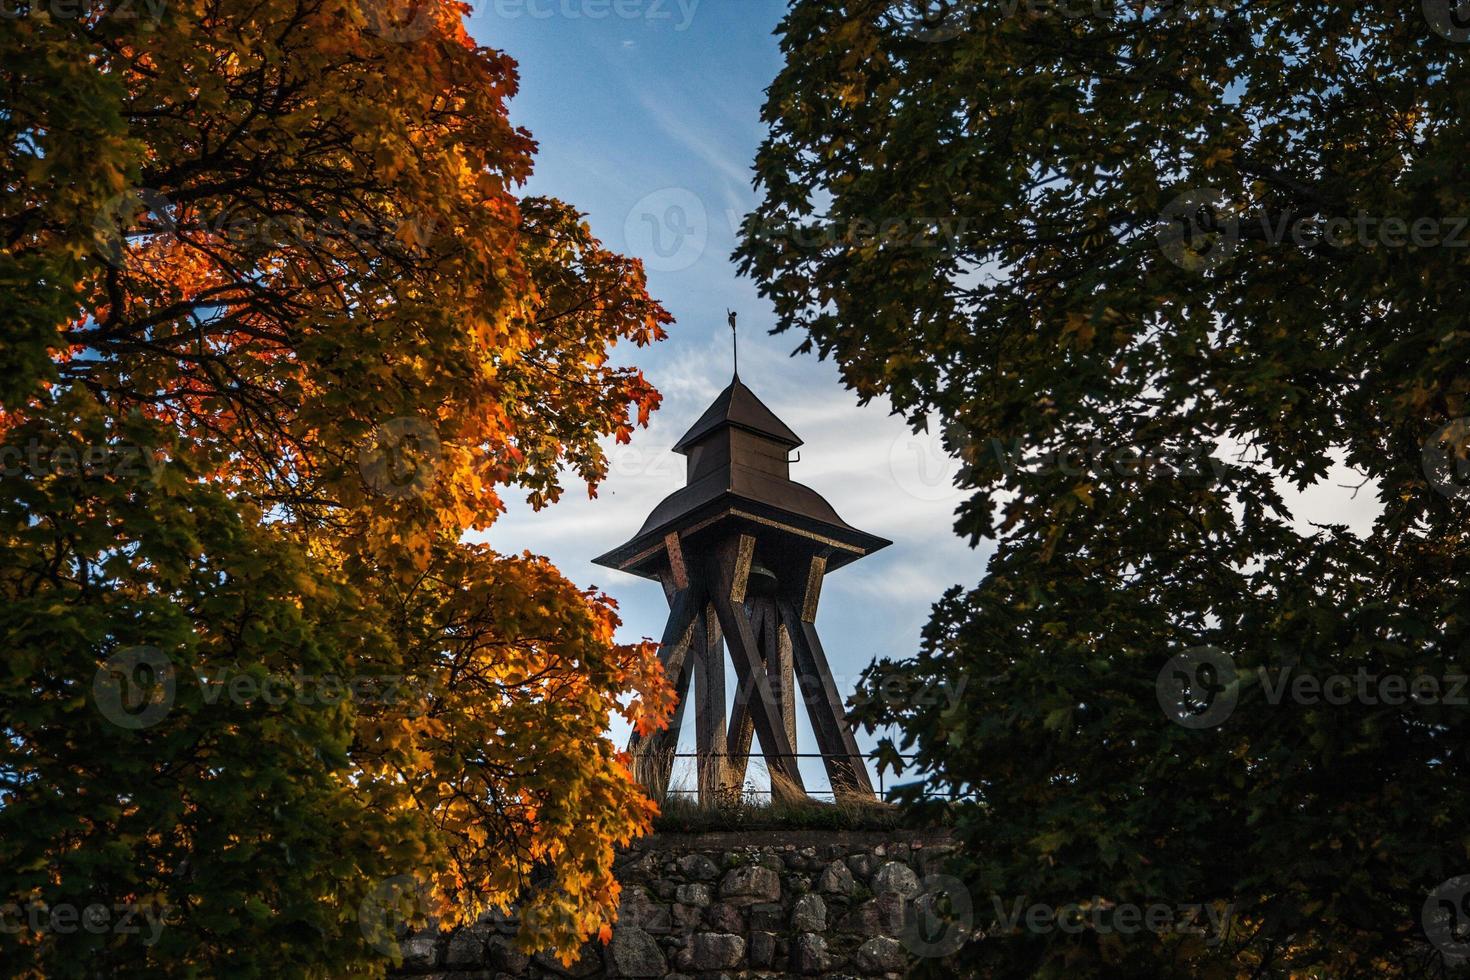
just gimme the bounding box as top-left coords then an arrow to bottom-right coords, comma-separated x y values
693,603 -> 727,803
723,600 -> 758,793
770,602 -> 797,754
709,535 -> 806,801
778,554 -> 874,799
657,532 -> 691,607
722,597 -> 795,794
777,600 -> 873,798
626,539 -> 700,801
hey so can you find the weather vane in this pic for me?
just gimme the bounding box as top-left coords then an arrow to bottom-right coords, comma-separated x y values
727,309 -> 738,377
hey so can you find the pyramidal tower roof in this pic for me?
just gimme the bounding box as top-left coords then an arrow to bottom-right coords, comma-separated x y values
593,372 -> 889,580
671,376 -> 802,454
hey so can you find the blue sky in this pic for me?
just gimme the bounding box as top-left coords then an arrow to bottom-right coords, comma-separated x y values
461,1 -> 987,795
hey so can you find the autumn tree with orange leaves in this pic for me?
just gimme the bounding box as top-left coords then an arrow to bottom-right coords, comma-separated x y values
0,0 -> 674,975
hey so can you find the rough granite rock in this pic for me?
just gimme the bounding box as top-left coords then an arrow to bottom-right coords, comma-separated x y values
748,931 -> 777,969
444,927 -> 486,968
748,903 -> 785,932
846,852 -> 878,880
790,933 -> 831,975
620,887 -> 672,935
487,936 -> 531,973
790,893 -> 827,933
854,935 -> 907,975
704,902 -> 743,934
607,926 -> 667,978
818,860 -> 856,897
839,899 -> 883,936
871,862 -> 921,899
717,865 -> 781,906
400,933 -> 439,970
671,904 -> 703,931
533,942 -> 602,978
674,883 -> 712,907
675,854 -> 720,881
686,932 -> 745,971
876,892 -> 908,934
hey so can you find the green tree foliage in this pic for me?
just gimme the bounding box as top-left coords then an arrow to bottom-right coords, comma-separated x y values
738,3 -> 1470,976
1,0 -> 674,975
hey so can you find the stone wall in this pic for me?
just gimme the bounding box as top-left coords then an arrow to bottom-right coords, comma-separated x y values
393,828 -> 956,979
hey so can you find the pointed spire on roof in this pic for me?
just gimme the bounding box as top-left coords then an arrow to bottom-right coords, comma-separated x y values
671,377 -> 803,454
727,310 -> 739,379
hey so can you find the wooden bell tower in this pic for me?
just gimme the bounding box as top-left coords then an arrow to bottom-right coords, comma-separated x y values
593,371 -> 890,803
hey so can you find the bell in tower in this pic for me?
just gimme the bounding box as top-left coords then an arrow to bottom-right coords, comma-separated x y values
593,365 -> 890,804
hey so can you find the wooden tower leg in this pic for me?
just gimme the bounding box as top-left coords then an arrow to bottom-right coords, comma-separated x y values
627,533 -> 700,801
693,602 -> 727,804
723,594 -> 798,799
723,601 -> 756,796
709,535 -> 806,802
779,554 -> 875,799
768,598 -> 797,757
628,586 -> 698,799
